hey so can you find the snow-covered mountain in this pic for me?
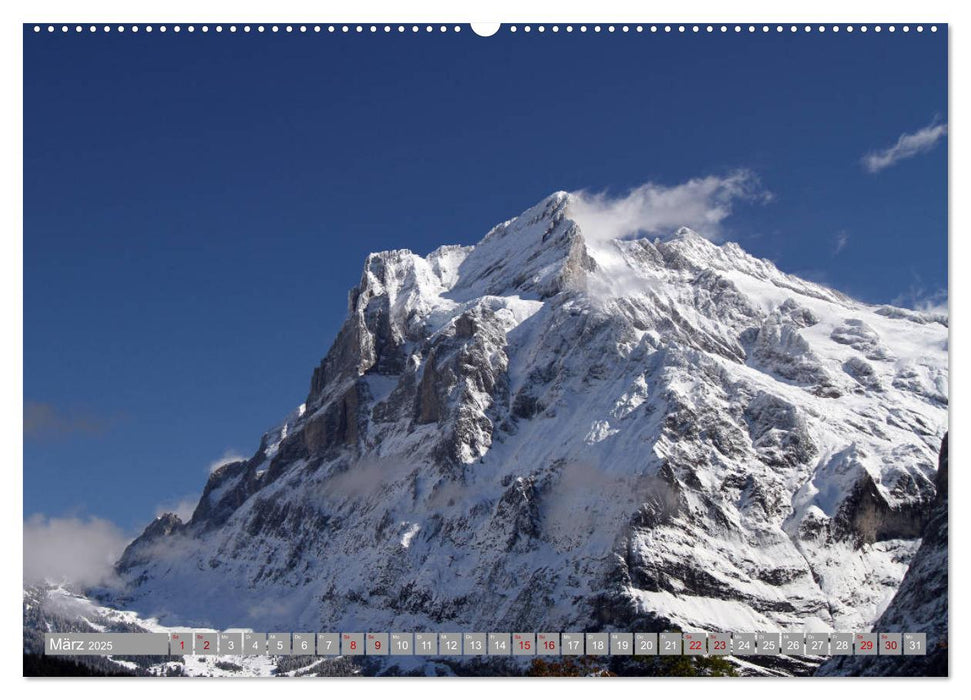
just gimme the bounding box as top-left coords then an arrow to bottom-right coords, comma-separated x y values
103,192 -> 946,649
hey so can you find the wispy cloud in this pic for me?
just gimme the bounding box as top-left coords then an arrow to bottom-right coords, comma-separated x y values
833,230 -> 849,256
862,120 -> 947,173
208,449 -> 247,474
568,170 -> 771,244
893,283 -> 948,316
154,495 -> 198,521
23,401 -> 117,440
24,514 -> 130,587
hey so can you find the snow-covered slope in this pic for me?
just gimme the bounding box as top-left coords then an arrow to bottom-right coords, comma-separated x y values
817,434 -> 948,676
105,192 -> 946,645
24,584 -> 355,676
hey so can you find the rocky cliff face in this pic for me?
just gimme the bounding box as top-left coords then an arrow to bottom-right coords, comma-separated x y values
818,434 -> 948,676
106,192 -> 947,643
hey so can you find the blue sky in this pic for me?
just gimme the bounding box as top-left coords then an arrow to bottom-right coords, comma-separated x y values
24,26 -> 947,533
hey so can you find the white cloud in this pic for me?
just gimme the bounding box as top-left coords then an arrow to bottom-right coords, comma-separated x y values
567,170 -> 769,244
208,449 -> 246,475
24,514 -> 130,588
862,121 -> 947,173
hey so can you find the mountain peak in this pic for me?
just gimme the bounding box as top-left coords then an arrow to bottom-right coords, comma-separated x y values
110,190 -> 947,646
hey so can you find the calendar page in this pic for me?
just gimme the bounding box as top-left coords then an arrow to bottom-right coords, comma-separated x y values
21,12 -> 949,682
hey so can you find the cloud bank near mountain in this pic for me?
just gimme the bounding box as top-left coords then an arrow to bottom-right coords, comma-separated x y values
24,514 -> 129,588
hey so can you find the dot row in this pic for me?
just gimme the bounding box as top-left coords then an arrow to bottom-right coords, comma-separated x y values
31,24 -> 940,35
32,25 -> 465,34
509,24 -> 938,33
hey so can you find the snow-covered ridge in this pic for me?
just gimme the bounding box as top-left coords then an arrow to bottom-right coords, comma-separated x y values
98,191 -> 945,653
23,584 -> 335,677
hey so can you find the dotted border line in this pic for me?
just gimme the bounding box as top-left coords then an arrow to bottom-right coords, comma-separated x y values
31,24 -> 465,34
507,24 -> 938,34
30,24 -> 941,35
